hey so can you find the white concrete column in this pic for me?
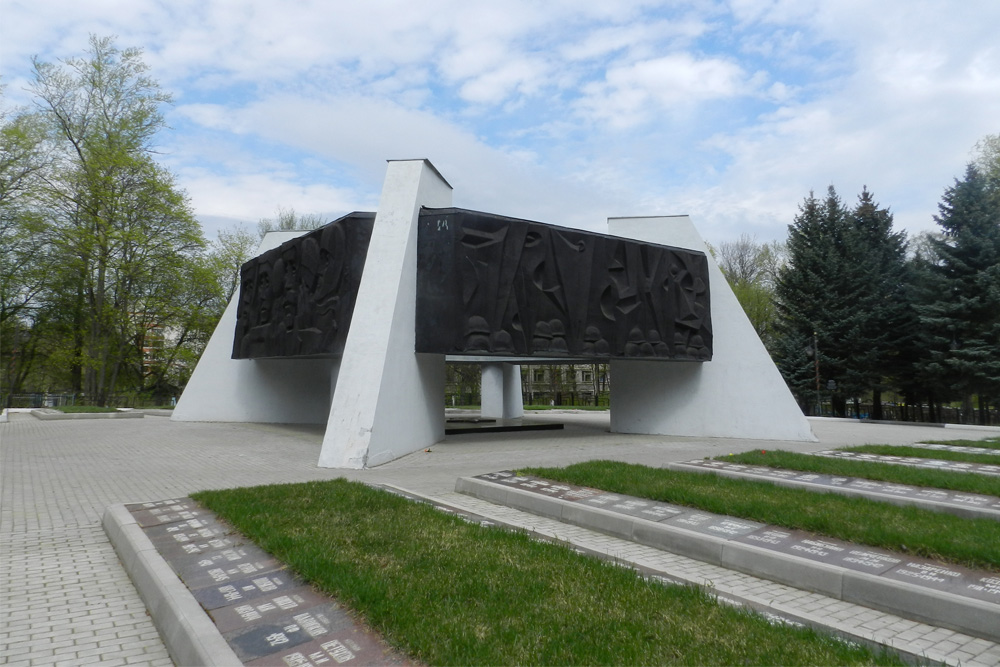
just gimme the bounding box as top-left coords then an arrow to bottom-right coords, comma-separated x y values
318,160 -> 453,468
172,231 -> 335,424
480,363 -> 524,419
608,216 -> 815,442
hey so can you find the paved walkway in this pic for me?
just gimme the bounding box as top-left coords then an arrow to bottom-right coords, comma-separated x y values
2,411 -> 998,665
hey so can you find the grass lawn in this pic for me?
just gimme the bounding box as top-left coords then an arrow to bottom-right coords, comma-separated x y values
193,479 -> 903,666
53,405 -> 119,413
920,437 -> 1000,451
722,449 -> 1000,497
841,444 -> 1000,465
520,460 -> 1000,572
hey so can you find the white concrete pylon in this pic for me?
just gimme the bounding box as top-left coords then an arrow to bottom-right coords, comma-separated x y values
172,231 -> 337,424
317,160 -> 453,468
608,216 -> 816,442
480,363 -> 524,419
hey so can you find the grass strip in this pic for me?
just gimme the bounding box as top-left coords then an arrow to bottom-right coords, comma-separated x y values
193,479 -> 903,666
521,460 -> 1000,571
922,438 -> 1000,451
53,405 -> 118,413
841,444 -> 1000,465
722,450 -> 1000,497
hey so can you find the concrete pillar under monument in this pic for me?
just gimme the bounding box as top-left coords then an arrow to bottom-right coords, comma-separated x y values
480,363 -> 524,419
608,215 -> 815,442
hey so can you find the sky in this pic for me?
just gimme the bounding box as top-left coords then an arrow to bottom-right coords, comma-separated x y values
2,0 -> 999,244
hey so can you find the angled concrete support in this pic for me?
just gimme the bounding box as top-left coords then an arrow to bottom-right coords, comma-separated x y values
481,363 -> 524,419
172,231 -> 336,424
608,216 -> 815,442
318,160 -> 453,468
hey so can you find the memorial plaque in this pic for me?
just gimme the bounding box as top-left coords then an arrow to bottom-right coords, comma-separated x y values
813,451 -> 1000,476
603,498 -> 683,522
209,588 -> 334,634
664,511 -> 764,538
882,561 -> 991,600
224,604 -> 349,662
245,632 -> 412,667
173,550 -> 283,590
834,548 -> 903,574
127,498 -> 205,527
736,528 -> 853,567
912,443 -> 1000,456
966,575 -> 1000,603
144,516 -> 233,548
581,493 -> 627,508
193,571 -> 300,610
415,208 -> 712,362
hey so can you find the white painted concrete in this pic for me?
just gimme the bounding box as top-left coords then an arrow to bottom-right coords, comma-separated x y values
172,232 -> 336,424
480,363 -> 525,419
608,216 -> 815,442
318,160 -> 453,469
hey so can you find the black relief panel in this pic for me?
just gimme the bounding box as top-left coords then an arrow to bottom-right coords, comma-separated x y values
232,212 -> 375,359
416,209 -> 712,361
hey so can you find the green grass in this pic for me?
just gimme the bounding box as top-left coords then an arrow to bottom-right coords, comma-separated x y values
922,437 -> 1000,450
722,449 -> 1000,497
193,479 -> 903,666
521,460 -> 1000,572
53,405 -> 119,413
842,444 -> 1000,465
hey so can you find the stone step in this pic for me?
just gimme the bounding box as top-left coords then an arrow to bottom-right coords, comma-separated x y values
456,471 -> 1000,644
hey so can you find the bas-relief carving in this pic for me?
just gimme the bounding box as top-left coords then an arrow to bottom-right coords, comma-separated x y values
232,213 -> 375,359
416,209 -> 712,361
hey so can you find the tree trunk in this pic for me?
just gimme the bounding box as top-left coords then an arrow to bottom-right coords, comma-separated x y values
871,389 -> 883,420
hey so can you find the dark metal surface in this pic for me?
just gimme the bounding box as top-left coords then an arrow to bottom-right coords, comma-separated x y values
416,208 -> 712,361
232,212 -> 375,359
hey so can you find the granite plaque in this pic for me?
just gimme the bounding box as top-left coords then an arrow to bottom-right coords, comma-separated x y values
813,451 -> 1000,476
209,588 -> 335,634
883,561 -> 1000,604
193,571 -> 300,610
678,459 -> 1000,513
664,512 -> 764,538
224,604 -> 348,662
245,633 -> 411,667
126,498 -> 204,527
173,550 -> 283,590
144,516 -> 233,550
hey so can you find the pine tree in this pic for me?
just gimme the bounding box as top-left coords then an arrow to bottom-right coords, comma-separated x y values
918,164 -> 1000,423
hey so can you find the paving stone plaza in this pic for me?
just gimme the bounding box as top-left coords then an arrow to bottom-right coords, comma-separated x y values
2,410 -> 1000,665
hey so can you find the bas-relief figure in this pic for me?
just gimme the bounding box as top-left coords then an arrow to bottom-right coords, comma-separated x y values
232,207 -> 712,363
415,209 -> 712,361
232,213 -> 375,359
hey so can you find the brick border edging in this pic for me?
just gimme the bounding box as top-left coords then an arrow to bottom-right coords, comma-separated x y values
101,504 -> 242,667
456,476 -> 1000,643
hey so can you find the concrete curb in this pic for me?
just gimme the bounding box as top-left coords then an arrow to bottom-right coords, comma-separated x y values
456,476 -> 1000,643
664,462 -> 1000,521
101,504 -> 242,667
33,409 -> 145,420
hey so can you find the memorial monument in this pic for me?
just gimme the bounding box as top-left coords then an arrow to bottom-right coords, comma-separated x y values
173,159 -> 815,468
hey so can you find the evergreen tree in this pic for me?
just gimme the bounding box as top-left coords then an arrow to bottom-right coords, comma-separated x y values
918,164 -> 1000,423
841,187 -> 913,419
775,186 -> 912,417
